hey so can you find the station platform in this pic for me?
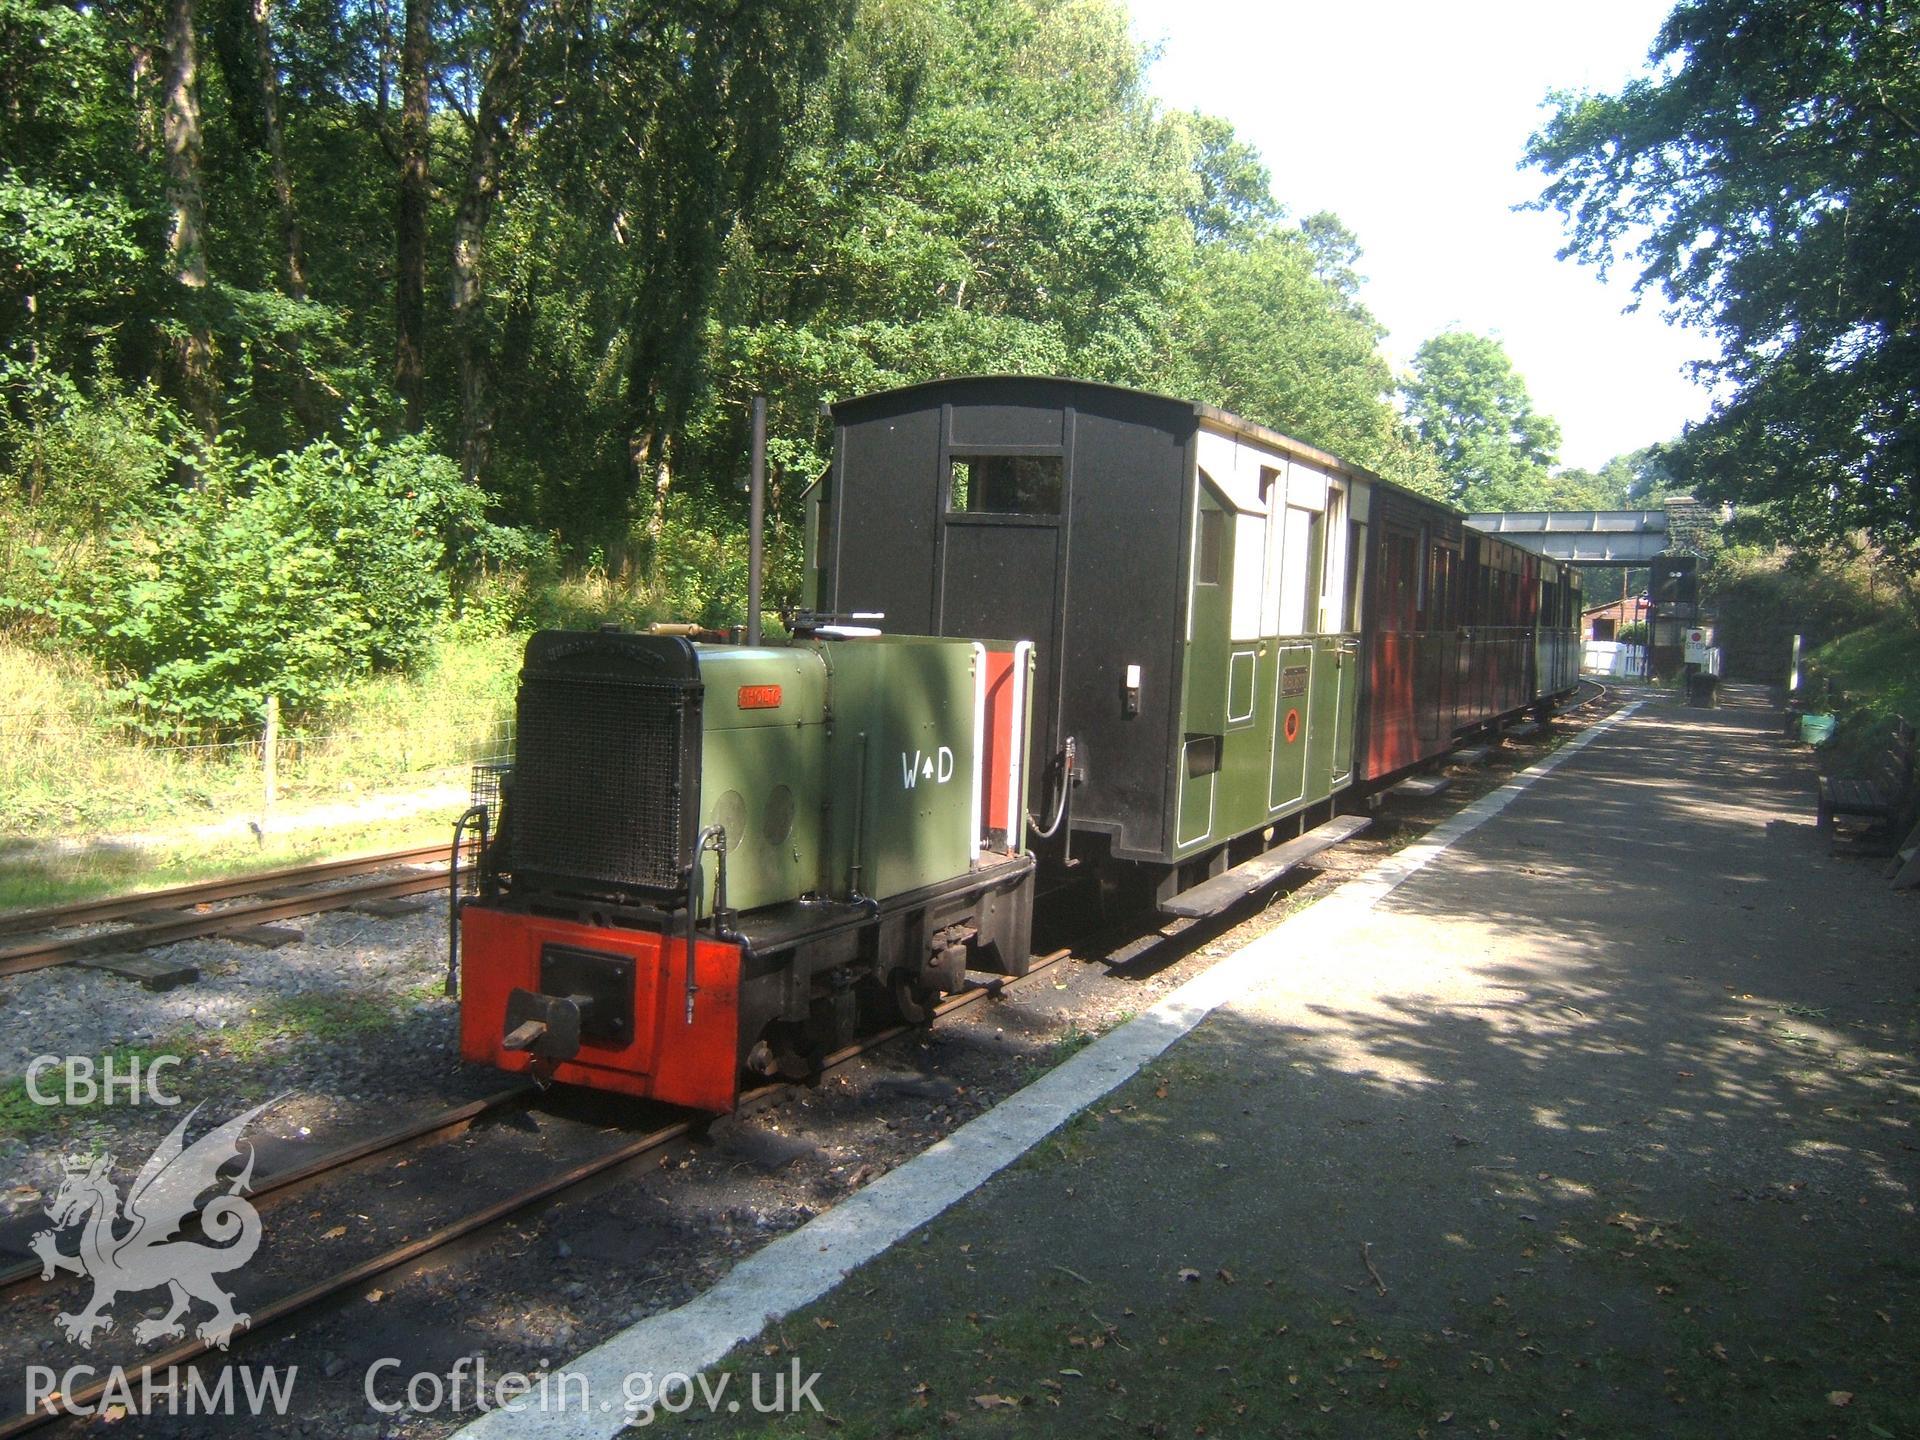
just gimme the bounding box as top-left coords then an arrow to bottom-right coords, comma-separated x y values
474,686 -> 1919,1438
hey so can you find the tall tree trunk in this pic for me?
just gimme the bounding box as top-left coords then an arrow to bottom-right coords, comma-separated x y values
130,40 -> 162,157
251,0 -> 306,301
394,0 -> 430,429
163,0 -> 217,436
450,0 -> 531,485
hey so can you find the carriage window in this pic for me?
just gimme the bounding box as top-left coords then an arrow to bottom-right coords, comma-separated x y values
1346,520 -> 1367,631
1383,528 -> 1418,632
1231,510 -> 1266,639
1319,487 -> 1347,633
1196,507 -> 1223,585
1278,505 -> 1320,635
1426,546 -> 1443,628
948,455 -> 1063,515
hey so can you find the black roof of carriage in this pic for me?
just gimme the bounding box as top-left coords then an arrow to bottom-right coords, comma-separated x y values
828,374 -> 1387,488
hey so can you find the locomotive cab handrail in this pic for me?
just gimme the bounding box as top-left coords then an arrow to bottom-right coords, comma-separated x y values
447,804 -> 491,998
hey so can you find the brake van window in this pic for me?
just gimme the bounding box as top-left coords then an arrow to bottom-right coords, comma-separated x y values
949,455 -> 1064,516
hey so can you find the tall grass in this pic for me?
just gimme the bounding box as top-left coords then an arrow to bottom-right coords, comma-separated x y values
0,628 -> 521,840
0,645 -> 217,834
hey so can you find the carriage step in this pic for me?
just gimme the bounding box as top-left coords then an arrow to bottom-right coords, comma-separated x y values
1391,773 -> 1452,799
1159,816 -> 1372,918
1449,745 -> 1492,768
1504,720 -> 1542,740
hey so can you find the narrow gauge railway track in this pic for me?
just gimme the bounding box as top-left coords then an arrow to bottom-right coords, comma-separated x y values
1559,677 -> 1610,714
0,953 -> 1070,1438
0,688 -> 1616,1432
0,1084 -> 535,1303
0,845 -> 453,978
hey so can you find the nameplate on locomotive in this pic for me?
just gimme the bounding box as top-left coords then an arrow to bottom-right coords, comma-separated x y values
1280,666 -> 1309,698
737,684 -> 783,710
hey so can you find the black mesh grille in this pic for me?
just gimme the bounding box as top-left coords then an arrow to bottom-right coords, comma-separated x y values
509,637 -> 702,895
469,759 -> 510,826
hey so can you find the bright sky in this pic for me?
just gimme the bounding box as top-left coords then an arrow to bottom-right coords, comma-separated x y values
1125,0 -> 1719,471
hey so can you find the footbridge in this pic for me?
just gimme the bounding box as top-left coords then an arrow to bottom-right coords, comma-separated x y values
1463,509 -> 1670,563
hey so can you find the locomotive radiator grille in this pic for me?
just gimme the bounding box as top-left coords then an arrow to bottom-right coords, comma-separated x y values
469,759 -> 510,827
510,673 -> 700,895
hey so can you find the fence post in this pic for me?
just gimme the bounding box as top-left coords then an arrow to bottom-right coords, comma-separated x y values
263,694 -> 279,813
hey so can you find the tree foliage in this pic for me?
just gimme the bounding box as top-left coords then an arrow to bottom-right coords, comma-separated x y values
0,0 -> 1465,726
1526,0 -> 1920,566
82,425 -> 503,730
1401,331 -> 1562,511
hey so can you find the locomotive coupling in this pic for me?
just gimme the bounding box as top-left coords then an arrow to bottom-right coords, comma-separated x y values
501,988 -> 595,1061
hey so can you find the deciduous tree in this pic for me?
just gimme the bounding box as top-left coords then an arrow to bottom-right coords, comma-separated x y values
1526,0 -> 1920,566
1401,330 -> 1561,511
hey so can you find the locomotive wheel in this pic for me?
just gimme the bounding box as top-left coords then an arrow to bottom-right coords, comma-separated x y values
890,969 -> 936,1025
751,1022 -> 818,1080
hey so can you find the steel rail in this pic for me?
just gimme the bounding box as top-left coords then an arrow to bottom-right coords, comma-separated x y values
1558,677 -> 1610,714
0,952 -> 1070,1436
0,868 -> 452,978
0,1084 -> 534,1302
0,844 -> 451,939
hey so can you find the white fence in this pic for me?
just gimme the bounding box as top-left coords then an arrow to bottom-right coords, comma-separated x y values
1583,640 -> 1646,678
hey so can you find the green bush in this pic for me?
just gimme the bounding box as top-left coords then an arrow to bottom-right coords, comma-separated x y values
81,424 -> 494,732
0,374 -> 184,642
652,490 -> 753,630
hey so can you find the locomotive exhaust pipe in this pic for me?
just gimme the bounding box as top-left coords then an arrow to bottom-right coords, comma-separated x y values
747,395 -> 766,646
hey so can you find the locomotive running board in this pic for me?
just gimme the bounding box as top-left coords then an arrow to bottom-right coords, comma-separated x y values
1158,815 -> 1372,918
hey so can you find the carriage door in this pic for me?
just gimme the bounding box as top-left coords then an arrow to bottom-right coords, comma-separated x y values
1176,488 -> 1230,852
935,451 -> 1069,774
1322,484 -> 1359,787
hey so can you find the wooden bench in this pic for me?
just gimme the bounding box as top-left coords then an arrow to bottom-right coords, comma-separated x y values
1817,716 -> 1915,855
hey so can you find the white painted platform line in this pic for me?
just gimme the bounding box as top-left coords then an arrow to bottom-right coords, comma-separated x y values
455,702 -> 1646,1440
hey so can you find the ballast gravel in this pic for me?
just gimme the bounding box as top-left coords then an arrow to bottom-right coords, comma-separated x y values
0,904 -> 497,1220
